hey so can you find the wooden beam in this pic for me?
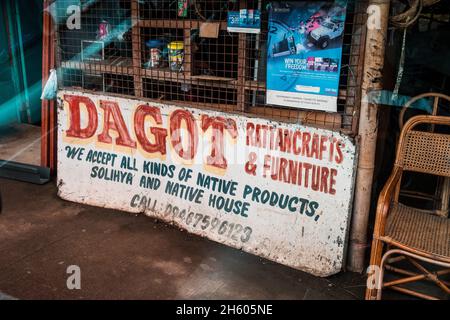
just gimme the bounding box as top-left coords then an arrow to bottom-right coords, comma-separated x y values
49,9 -> 56,174
41,0 -> 50,168
131,0 -> 143,97
138,19 -> 227,30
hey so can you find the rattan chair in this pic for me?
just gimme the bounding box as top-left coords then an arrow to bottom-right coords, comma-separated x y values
366,115 -> 450,300
399,93 -> 450,217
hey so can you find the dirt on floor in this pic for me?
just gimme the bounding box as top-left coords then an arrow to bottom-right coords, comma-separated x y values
0,177 -> 375,300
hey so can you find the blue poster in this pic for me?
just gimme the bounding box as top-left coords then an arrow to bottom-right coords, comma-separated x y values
267,1 -> 347,112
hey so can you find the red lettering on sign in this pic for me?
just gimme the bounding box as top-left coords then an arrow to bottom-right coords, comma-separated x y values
201,115 -> 237,170
246,122 -> 255,146
170,110 -> 198,160
65,95 -> 98,139
134,105 -> 168,155
329,169 -> 338,195
320,135 -> 328,161
293,131 -> 301,155
302,133 -> 311,158
335,141 -> 344,164
97,100 -> 137,148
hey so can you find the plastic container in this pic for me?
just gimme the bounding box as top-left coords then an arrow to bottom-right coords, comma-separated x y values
177,0 -> 188,17
146,39 -> 167,68
97,20 -> 110,41
168,41 -> 184,72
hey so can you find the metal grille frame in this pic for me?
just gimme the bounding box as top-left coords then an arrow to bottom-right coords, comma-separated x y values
54,0 -> 368,135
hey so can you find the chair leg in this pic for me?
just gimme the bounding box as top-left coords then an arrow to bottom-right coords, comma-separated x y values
405,257 -> 450,294
365,238 -> 384,300
377,249 -> 450,300
376,249 -> 406,300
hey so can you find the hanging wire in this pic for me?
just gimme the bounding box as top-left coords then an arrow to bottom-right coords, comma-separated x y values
392,24 -> 408,102
389,0 -> 442,102
390,0 -> 441,28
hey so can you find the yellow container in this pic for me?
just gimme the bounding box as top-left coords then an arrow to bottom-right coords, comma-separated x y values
168,41 -> 184,50
168,41 -> 184,72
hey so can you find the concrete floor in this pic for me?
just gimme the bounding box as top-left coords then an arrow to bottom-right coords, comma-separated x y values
0,127 -> 442,300
0,178 -> 371,300
0,124 -> 41,166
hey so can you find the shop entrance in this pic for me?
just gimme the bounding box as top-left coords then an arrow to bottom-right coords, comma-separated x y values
0,0 -> 46,177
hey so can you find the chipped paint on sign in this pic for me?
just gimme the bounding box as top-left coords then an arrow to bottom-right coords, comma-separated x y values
57,90 -> 357,276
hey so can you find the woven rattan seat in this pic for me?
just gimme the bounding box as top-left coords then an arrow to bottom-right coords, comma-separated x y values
385,203 -> 450,260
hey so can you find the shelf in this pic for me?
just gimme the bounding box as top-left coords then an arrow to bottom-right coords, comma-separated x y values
244,80 -> 266,90
169,100 -> 236,112
61,59 -> 350,104
142,67 -> 186,82
60,59 -> 237,90
138,19 -> 228,30
191,75 -> 235,82
142,68 -> 237,89
61,58 -> 134,76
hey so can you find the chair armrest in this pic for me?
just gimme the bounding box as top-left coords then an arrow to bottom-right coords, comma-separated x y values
373,166 -> 403,237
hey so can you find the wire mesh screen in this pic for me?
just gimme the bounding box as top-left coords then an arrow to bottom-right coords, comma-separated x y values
55,0 -> 368,134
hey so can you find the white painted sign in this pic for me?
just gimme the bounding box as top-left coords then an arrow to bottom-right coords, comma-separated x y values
57,90 -> 357,276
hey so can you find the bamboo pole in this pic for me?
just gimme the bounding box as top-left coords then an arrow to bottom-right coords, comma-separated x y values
348,0 -> 391,272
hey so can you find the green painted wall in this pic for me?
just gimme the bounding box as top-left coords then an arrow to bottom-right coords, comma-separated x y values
0,0 -> 43,126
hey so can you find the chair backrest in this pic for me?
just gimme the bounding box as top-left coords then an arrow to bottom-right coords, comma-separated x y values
399,93 -> 450,130
396,115 -> 450,178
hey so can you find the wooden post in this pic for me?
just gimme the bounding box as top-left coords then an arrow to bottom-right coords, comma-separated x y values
49,7 -> 57,174
348,0 -> 391,272
236,0 -> 248,112
131,0 -> 143,97
40,0 -> 57,173
41,0 -> 50,168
